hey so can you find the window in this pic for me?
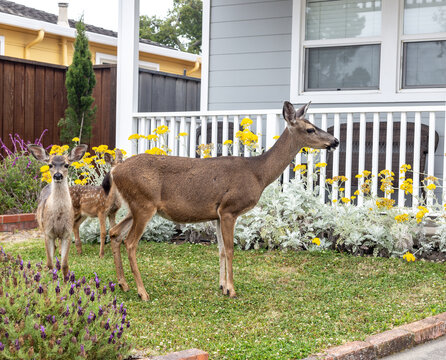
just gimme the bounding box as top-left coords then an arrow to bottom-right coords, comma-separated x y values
95,52 -> 160,71
0,36 -> 4,56
401,0 -> 446,89
303,0 -> 382,91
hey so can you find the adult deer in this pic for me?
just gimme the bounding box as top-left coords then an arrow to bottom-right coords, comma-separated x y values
28,144 -> 88,279
108,101 -> 339,300
70,149 -> 124,258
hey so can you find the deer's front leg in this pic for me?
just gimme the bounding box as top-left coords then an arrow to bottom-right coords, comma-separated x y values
60,234 -> 71,281
44,233 -> 55,270
73,215 -> 85,255
219,213 -> 237,298
98,212 -> 107,258
110,213 -> 133,292
215,220 -> 226,292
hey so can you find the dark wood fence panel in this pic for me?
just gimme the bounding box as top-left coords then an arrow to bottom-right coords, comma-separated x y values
0,56 -> 116,154
138,69 -> 201,112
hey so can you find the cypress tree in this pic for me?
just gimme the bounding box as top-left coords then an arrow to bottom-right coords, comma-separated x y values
58,18 -> 96,144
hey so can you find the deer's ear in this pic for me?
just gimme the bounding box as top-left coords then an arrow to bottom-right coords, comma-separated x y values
282,101 -> 297,125
68,144 -> 88,163
295,101 -> 311,119
104,152 -> 113,164
114,149 -> 124,163
27,144 -> 49,162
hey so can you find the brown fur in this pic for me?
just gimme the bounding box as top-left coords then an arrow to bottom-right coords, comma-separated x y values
28,144 -> 88,279
69,149 -> 123,258
108,102 -> 339,300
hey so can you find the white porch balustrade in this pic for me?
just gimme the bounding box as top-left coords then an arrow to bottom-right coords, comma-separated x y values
132,105 -> 446,208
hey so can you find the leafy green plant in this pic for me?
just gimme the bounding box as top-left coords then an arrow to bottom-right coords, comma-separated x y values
0,134 -> 46,214
0,247 -> 130,360
58,18 -> 97,144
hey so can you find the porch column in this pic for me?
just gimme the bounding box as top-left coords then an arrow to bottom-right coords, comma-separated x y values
116,0 -> 139,154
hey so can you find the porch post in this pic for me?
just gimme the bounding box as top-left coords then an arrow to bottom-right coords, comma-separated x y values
116,0 -> 139,154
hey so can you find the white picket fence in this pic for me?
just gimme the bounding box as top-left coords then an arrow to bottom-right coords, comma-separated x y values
132,105 -> 446,208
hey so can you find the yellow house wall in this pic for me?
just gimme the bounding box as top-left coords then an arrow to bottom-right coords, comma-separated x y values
0,24 -> 201,78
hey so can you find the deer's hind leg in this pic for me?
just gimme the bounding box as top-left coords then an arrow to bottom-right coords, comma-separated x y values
98,212 -> 107,258
124,206 -> 156,301
73,215 -> 86,255
44,233 -> 55,270
215,220 -> 226,291
218,212 -> 237,298
110,213 -> 133,292
60,233 -> 71,280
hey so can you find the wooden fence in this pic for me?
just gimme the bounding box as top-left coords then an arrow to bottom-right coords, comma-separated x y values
0,56 -> 116,153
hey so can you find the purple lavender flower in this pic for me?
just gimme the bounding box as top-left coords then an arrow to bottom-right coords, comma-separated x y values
56,339 -> 61,345
105,318 -> 110,330
55,281 -> 60,294
0,342 -> 3,351
84,286 -> 91,296
52,315 -> 56,324
34,272 -> 41,282
40,326 -> 46,339
55,257 -> 61,271
64,305 -> 70,317
4,332 -> 8,339
127,321 -> 130,328
69,284 -> 75,296
119,302 -> 124,314
19,260 -> 23,270
117,326 -> 123,339
63,319 -> 68,326
81,276 -> 86,285
113,296 -> 117,307
94,273 -> 100,289
25,307 -> 29,316
98,306 -> 103,317
78,297 -> 82,306
4,316 -> 9,325
108,331 -> 115,344
90,291 -> 95,302
14,339 -> 20,350
0,308 -> 6,315
80,344 -> 86,357
102,285 -> 107,295
121,314 -> 126,324
109,282 -> 115,292
53,269 -> 58,281
77,306 -> 84,316
27,261 -> 31,269
70,272 -> 76,283
87,311 -> 96,324
37,285 -> 43,294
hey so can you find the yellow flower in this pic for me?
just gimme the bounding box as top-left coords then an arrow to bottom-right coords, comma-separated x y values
273,135 -> 280,140
128,134 -> 141,140
293,164 -> 306,173
223,140 -> 233,145
351,196 -> 356,200
240,117 -> 253,129
403,252 -> 415,262
178,132 -> 188,137
74,179 -> 82,185
299,147 -> 310,153
416,206 -> 429,223
312,237 -> 321,246
341,197 -> 350,203
354,190 -> 360,195
400,164 -> 411,174
72,137 -> 80,142
425,176 -> 438,182
326,178 -> 334,184
362,170 -> 371,177
339,188 -> 345,192
376,198 -> 395,209
400,178 -> 413,195
41,171 -> 52,183
395,213 -> 410,223
145,147 -> 167,156
315,162 -> 327,168
153,125 -> 169,135
40,165 -> 49,173
426,183 -> 436,191
332,199 -> 337,203
333,175 -> 348,182
355,174 -> 363,178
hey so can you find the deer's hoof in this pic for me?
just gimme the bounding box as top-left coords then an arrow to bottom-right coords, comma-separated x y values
228,290 -> 237,298
119,282 -> 130,292
138,291 -> 149,301
76,249 -> 82,255
99,252 -> 104,259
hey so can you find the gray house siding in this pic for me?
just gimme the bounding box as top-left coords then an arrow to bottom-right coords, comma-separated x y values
209,0 -> 293,110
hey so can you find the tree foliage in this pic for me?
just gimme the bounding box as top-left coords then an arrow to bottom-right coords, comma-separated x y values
58,18 -> 97,144
140,0 -> 202,54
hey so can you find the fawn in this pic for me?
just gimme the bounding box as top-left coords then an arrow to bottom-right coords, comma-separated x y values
70,149 -> 124,258
28,144 -> 88,279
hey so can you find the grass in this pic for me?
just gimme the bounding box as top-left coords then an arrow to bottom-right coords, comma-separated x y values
3,237 -> 446,359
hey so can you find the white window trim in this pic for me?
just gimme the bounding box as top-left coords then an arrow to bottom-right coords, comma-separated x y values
95,51 -> 160,71
290,0 -> 446,104
0,36 -> 5,55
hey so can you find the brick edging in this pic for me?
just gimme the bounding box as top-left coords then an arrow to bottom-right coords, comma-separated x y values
144,348 -> 208,360
0,213 -> 37,232
304,312 -> 446,359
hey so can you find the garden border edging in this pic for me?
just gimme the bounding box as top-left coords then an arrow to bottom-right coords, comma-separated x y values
0,213 -> 37,232
144,348 -> 208,360
304,312 -> 446,359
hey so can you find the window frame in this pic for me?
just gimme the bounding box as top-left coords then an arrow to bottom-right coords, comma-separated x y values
290,0 -> 446,104
0,36 -> 5,56
95,52 -> 160,71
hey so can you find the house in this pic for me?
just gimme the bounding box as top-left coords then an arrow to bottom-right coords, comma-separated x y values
0,0 -> 201,77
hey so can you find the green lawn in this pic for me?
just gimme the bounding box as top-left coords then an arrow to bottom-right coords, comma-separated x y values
3,238 -> 446,359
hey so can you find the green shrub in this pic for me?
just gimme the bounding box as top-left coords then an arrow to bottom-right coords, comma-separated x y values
0,134 -> 45,214
0,248 -> 131,360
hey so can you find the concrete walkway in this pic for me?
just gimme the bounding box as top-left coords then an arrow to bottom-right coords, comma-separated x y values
383,336 -> 446,360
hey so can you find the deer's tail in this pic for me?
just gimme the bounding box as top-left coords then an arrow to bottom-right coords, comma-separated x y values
101,172 -> 112,196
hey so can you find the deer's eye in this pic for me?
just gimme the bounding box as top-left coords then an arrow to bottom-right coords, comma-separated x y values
48,164 -> 53,169
64,164 -> 69,168
306,128 -> 315,134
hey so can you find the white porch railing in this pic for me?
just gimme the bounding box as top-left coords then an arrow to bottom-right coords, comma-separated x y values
132,105 -> 446,208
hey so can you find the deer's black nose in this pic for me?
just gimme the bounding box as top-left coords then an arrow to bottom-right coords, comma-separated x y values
332,138 -> 339,148
53,173 -> 63,181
